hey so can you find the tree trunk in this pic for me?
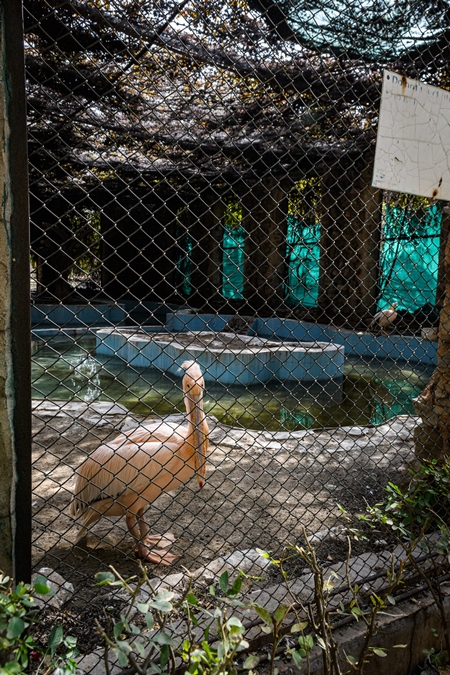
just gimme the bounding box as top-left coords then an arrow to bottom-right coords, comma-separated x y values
414,204 -> 450,459
32,220 -> 73,301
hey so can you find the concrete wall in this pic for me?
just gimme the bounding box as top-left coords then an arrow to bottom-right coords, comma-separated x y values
31,303 -> 127,327
300,590 -> 450,675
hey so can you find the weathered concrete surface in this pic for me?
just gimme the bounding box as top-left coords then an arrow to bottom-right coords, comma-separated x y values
94,328 -> 345,385
298,589 -> 450,675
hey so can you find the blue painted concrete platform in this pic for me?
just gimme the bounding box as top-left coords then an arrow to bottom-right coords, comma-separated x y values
95,328 -> 346,385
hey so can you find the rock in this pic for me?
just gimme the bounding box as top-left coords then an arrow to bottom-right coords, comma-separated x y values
193,548 -> 271,583
120,413 -> 221,439
158,572 -> 186,589
199,570 -> 215,584
76,647 -> 121,675
128,572 -> 187,613
265,442 -> 282,450
146,572 -> 187,596
421,327 -> 438,342
208,426 -> 227,444
270,430 -> 310,441
32,400 -> 131,428
307,527 -> 345,545
220,438 -> 239,447
343,426 -> 365,436
32,568 -> 74,609
95,588 -> 130,605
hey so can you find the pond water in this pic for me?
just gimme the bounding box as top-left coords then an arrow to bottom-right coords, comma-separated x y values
31,333 -> 433,431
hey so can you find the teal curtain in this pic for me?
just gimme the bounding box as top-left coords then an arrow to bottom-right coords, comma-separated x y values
222,227 -> 245,299
285,216 -> 320,308
378,204 -> 442,311
175,227 -> 193,297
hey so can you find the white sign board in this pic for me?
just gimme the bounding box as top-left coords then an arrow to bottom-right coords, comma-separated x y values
372,70 -> 450,201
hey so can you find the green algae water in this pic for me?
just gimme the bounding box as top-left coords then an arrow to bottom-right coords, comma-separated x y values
32,333 -> 433,431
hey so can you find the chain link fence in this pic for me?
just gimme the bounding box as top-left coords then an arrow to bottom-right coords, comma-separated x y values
24,0 -> 450,669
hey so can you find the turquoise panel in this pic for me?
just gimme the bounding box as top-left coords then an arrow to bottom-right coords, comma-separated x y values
222,227 -> 245,299
378,203 -> 442,312
285,216 -> 320,308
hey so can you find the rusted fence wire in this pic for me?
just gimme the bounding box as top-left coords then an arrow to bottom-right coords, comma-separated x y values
22,0 -> 450,669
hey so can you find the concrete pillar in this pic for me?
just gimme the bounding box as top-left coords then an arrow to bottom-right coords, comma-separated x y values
318,163 -> 382,324
0,1 -> 31,579
188,191 -> 225,308
242,178 -> 288,311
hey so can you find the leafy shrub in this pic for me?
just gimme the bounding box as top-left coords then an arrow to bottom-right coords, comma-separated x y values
362,459 -> 450,538
95,565 -> 251,675
0,573 -> 77,675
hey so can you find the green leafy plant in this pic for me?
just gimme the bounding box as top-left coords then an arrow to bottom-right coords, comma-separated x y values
97,534 -> 412,675
96,564 -> 253,675
179,607 -> 248,675
359,464 -> 450,667
257,525 -> 408,675
422,646 -> 449,669
361,460 -> 450,539
0,573 -> 78,675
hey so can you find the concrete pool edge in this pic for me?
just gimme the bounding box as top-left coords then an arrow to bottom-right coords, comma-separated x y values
94,328 -> 346,385
31,310 -> 438,372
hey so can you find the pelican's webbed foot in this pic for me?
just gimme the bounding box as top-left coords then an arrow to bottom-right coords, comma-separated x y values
135,532 -> 179,566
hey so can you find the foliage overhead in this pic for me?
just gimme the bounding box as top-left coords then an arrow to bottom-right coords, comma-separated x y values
24,0 -> 450,192
249,0 -> 450,61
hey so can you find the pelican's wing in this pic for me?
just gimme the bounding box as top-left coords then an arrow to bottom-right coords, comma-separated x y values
107,422 -> 187,449
369,312 -> 382,328
70,440 -> 174,518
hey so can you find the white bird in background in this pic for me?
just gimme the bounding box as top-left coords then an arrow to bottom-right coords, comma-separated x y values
369,302 -> 398,334
70,361 -> 209,566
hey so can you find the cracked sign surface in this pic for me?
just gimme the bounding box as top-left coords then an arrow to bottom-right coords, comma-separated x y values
373,70 -> 450,200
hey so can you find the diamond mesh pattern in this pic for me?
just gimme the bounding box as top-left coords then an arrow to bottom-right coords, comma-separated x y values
24,0 -> 450,666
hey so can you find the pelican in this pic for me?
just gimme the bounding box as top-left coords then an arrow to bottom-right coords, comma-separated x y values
369,302 -> 398,333
70,361 -> 209,566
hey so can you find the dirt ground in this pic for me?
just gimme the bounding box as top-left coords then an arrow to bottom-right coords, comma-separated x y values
31,400 -> 417,653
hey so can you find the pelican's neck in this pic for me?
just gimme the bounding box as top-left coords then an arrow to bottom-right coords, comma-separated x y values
185,384 -> 209,487
186,394 -> 209,437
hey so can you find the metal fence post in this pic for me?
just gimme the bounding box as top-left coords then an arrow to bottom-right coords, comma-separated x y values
0,0 -> 31,582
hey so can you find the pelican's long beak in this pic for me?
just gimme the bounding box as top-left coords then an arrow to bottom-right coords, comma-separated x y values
192,394 -> 208,489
